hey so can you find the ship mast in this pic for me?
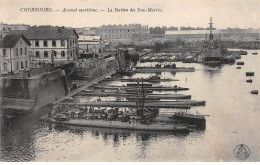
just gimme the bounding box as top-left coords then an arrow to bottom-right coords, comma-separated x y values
209,17 -> 214,43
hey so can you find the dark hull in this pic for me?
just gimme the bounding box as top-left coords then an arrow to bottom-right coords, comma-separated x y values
203,61 -> 222,67
171,115 -> 206,130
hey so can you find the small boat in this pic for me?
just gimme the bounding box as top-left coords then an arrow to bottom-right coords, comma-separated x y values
236,61 -> 244,65
83,89 -> 94,92
246,79 -> 253,83
251,90 -> 258,95
66,97 -> 73,101
236,67 -> 241,69
246,72 -> 254,76
239,50 -> 248,55
52,113 -> 69,121
235,55 -> 241,59
252,52 -> 258,55
105,75 -> 112,79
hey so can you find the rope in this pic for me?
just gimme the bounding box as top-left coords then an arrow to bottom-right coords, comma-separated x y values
207,120 -> 237,134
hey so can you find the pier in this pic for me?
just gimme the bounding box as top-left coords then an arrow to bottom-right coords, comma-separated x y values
53,70 -> 116,104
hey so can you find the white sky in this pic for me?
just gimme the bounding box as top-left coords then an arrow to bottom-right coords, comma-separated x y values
0,0 -> 259,29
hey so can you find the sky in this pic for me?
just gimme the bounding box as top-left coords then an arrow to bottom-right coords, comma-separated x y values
0,0 -> 260,29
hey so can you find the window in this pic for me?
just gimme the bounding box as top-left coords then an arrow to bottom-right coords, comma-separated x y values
35,41 -> 39,47
20,48 -> 23,55
70,40 -> 72,46
17,62 -> 19,70
44,51 -> 48,58
43,40 -> 48,47
4,63 -> 7,70
52,40 -> 56,47
3,49 -> 6,57
8,28 -> 11,31
36,51 -> 40,58
16,48 -> 18,56
25,47 -> 27,55
61,51 -> 65,57
73,40 -> 75,46
25,61 -> 28,68
2,28 -> 5,31
21,62 -> 24,68
61,40 -> 65,47
53,51 -> 57,57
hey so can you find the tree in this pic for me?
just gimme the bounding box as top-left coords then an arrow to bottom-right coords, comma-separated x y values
154,42 -> 163,52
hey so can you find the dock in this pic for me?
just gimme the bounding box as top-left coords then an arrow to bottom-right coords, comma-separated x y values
53,70 -> 116,104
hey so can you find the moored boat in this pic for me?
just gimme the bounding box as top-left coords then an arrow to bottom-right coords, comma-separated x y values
246,72 -> 254,76
134,67 -> 195,73
93,85 -> 189,91
202,60 -> 222,67
50,119 -> 190,132
170,111 -> 206,130
251,90 -> 258,95
236,61 -> 244,65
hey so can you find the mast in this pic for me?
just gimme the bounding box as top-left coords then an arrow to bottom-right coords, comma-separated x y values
209,17 -> 214,42
141,77 -> 145,109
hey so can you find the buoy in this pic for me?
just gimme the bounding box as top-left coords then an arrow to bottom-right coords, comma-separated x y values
251,90 -> 258,95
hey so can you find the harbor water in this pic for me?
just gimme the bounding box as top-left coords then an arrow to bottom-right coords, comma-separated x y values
0,49 -> 259,162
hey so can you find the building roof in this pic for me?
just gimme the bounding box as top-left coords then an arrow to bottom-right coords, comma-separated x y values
97,24 -> 146,30
166,29 -> 260,35
0,34 -> 31,48
10,26 -> 79,40
78,41 -> 100,45
165,30 -> 219,35
78,35 -> 101,41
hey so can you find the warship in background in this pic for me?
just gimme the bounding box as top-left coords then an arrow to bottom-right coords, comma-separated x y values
199,17 -> 235,66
